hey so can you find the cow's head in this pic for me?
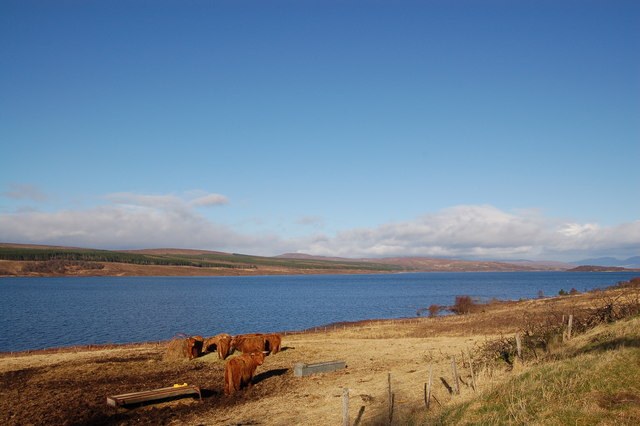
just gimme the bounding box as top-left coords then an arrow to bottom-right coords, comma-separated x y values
185,337 -> 203,359
250,352 -> 265,365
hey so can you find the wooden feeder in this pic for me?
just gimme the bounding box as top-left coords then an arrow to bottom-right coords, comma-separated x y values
106,385 -> 202,407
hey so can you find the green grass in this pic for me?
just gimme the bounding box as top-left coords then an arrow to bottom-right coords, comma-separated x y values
419,316 -> 640,425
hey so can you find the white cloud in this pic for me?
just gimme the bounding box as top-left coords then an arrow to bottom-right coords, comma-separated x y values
0,196 -> 638,261
294,206 -> 640,261
1,183 -> 49,203
104,193 -> 186,211
102,191 -> 229,216
0,191 -> 272,252
294,215 -> 325,227
0,203 -> 277,253
558,223 -> 601,237
190,193 -> 229,207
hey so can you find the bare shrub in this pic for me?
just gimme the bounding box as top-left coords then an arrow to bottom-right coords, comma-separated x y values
474,289 -> 640,368
476,335 -> 516,366
429,304 -> 443,317
618,277 -> 640,288
451,295 -> 475,315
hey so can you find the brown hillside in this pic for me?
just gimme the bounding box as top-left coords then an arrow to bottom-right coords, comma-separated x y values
124,248 -> 231,256
277,253 -> 570,272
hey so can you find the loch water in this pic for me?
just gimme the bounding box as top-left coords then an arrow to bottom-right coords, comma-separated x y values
1,271 -> 638,353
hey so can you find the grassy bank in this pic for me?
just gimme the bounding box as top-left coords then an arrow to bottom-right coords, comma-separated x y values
414,313 -> 640,425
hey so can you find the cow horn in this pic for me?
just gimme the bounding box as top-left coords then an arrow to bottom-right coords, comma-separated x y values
262,351 -> 269,354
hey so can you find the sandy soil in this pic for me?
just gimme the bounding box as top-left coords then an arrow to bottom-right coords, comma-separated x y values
0,287 -> 635,425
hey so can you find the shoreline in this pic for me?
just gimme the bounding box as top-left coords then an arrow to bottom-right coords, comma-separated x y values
2,268 -> 638,279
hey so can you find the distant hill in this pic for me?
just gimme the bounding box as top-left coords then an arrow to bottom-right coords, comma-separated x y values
124,248 -> 231,256
499,259 -> 576,270
276,253 -> 571,272
4,243 -> 624,277
0,244 -> 405,277
568,265 -> 635,272
573,256 -> 640,269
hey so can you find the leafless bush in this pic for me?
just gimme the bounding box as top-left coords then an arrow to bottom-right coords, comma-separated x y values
476,335 -> 517,366
429,304 -> 443,317
617,277 -> 640,288
474,290 -> 640,368
451,296 -> 475,314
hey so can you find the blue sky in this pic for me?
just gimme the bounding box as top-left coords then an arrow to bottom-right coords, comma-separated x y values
1,0 -> 639,262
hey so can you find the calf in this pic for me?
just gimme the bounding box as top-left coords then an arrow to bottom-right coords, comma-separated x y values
224,352 -> 265,395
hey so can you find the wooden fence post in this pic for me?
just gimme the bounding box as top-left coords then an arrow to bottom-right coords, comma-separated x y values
467,350 -> 477,392
387,373 -> 394,424
515,333 -> 522,359
451,356 -> 460,395
353,406 -> 365,426
342,388 -> 349,426
424,365 -> 433,408
567,314 -> 573,341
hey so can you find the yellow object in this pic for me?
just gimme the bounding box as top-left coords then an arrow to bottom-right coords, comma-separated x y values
173,383 -> 188,388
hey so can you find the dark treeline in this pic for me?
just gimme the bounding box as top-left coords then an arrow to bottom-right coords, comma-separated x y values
0,247 -> 254,269
0,247 -> 404,272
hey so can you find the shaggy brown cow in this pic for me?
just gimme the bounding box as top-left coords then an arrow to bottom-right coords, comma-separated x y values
224,352 -> 265,395
231,333 -> 282,355
265,333 -> 282,354
232,335 -> 267,354
203,333 -> 232,359
190,335 -> 204,359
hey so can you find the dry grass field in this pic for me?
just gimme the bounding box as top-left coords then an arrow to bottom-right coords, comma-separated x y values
1,285 -> 638,425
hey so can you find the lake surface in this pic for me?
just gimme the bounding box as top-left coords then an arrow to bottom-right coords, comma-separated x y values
1,271 -> 638,353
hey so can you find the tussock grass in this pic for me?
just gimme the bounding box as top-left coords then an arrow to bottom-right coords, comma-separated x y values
416,316 -> 640,425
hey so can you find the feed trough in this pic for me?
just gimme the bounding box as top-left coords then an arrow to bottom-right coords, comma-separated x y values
294,361 -> 346,377
106,384 -> 202,407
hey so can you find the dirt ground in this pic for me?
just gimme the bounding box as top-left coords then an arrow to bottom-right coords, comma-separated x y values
0,287 -> 634,425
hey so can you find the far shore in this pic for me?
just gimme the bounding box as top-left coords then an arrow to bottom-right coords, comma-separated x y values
2,259 -> 636,279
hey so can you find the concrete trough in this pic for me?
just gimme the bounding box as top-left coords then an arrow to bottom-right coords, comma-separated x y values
294,360 -> 346,377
